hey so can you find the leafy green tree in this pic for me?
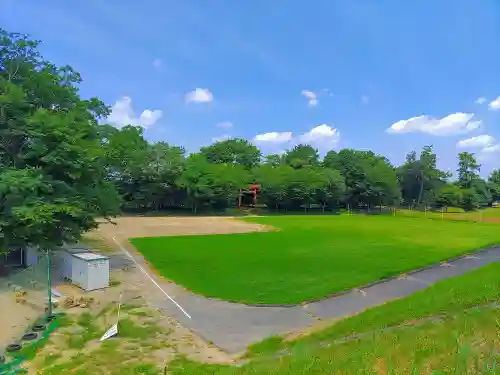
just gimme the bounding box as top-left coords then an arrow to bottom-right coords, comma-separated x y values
284,144 -> 319,169
178,154 -> 247,211
365,157 -> 401,207
455,152 -> 486,210
457,152 -> 480,189
285,168 -> 324,209
469,178 -> 492,208
460,188 -> 481,211
101,125 -> 150,210
177,154 -> 212,212
141,142 -> 185,210
0,29 -> 120,262
315,168 -> 346,210
200,138 -> 261,169
252,164 -> 292,209
263,153 -> 285,167
325,149 -> 400,208
487,169 -> 500,202
433,185 -> 462,209
397,146 -> 449,206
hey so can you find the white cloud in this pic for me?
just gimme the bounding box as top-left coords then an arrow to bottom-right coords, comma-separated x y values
185,88 -> 213,103
482,144 -> 500,153
252,124 -> 340,152
457,135 -> 495,148
475,97 -> 487,105
386,113 -> 481,136
253,131 -> 293,144
107,96 -> 163,129
488,96 -> 500,110
152,58 -> 162,68
301,90 -> 318,107
361,95 -> 370,104
212,134 -> 232,142
298,124 -> 340,150
216,121 -> 233,129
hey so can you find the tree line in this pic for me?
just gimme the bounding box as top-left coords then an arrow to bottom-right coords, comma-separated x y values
102,126 -> 500,213
1,29 -> 499,255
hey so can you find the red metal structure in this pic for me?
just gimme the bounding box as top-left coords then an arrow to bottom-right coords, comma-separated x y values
238,184 -> 260,207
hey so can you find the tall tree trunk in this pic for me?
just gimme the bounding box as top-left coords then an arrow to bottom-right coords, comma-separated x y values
417,172 -> 424,206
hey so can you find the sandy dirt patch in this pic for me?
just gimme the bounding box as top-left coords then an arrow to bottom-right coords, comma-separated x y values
0,291 -> 46,350
20,265 -> 235,374
93,216 -> 272,241
0,268 -> 50,351
8,216 -> 271,373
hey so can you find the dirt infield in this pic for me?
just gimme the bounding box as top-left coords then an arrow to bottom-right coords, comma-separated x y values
94,216 -> 272,242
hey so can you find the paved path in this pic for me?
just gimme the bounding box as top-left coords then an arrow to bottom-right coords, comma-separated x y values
108,242 -> 500,354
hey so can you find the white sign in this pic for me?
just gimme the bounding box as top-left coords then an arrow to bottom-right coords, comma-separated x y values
100,323 -> 118,342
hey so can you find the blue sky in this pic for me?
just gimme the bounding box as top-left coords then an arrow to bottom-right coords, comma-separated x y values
2,0 -> 500,176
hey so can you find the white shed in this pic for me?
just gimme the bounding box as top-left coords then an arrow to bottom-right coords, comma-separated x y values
71,252 -> 110,291
25,246 -> 40,266
59,244 -> 92,280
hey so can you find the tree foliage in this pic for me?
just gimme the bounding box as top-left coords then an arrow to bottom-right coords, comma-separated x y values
2,27 -> 500,261
200,138 -> 261,169
0,29 -> 120,254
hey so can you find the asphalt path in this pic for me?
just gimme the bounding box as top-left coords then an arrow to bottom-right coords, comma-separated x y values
109,243 -> 500,354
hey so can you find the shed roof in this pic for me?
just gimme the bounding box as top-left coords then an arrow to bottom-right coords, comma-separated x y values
73,252 -> 108,261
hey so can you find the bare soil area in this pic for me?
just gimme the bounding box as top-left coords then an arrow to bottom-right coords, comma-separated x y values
1,216 -> 270,373
15,216 -> 269,373
0,290 -> 46,350
21,266 -> 235,374
0,267 -> 50,352
93,215 -> 272,241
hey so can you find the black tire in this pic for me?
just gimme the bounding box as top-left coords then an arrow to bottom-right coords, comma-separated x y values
6,343 -> 21,352
32,324 -> 46,332
22,332 -> 38,341
46,315 -> 56,322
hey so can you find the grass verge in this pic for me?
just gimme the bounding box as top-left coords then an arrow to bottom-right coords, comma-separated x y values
167,262 -> 500,374
131,215 -> 500,304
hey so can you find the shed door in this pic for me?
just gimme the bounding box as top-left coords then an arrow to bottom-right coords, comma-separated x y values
87,261 -> 106,291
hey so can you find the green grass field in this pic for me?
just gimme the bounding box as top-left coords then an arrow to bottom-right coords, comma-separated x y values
131,215 -> 500,304
168,262 -> 500,375
394,206 -> 500,222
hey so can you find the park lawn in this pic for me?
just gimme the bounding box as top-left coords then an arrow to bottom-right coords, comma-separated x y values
168,263 -> 500,375
131,215 -> 500,304
396,206 -> 500,222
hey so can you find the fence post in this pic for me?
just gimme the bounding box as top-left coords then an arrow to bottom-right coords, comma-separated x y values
47,250 -> 52,319
441,207 -> 444,220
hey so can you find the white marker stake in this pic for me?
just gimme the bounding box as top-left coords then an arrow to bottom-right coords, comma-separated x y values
116,292 -> 122,324
112,237 -> 191,319
101,293 -> 122,342
100,323 -> 118,342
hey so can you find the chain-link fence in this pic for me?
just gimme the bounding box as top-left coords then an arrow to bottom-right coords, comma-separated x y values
342,205 -> 491,223
0,251 -> 58,373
